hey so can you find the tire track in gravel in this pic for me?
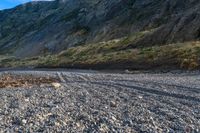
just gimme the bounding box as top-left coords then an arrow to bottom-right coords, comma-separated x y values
60,76 -> 200,103
60,72 -> 200,116
57,72 -> 66,83
65,79 -> 199,132
114,79 -> 200,93
61,72 -> 200,94
106,82 -> 199,102
59,72 -> 200,130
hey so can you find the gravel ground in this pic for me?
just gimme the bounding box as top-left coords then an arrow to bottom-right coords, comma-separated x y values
0,70 -> 199,132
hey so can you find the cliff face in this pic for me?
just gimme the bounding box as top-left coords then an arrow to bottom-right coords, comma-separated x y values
0,0 -> 200,57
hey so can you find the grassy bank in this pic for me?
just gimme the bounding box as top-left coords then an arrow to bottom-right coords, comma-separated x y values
55,41 -> 200,70
1,34 -> 200,70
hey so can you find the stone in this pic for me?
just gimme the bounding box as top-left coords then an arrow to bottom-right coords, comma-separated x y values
52,83 -> 62,89
110,101 -> 117,108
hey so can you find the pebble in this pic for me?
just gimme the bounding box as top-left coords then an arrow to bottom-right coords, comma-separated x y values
22,119 -> 27,124
0,71 -> 199,132
110,101 -> 117,107
51,83 -> 62,89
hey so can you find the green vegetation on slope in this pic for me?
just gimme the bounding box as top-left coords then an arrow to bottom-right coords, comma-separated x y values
56,41 -> 200,70
0,31 -> 200,70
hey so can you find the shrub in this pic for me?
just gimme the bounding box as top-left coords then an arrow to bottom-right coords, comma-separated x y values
180,58 -> 199,70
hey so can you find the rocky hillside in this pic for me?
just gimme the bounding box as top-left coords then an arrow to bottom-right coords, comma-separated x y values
0,0 -> 200,69
0,0 -> 200,57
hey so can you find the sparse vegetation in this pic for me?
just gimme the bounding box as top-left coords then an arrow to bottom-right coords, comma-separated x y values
1,38 -> 200,70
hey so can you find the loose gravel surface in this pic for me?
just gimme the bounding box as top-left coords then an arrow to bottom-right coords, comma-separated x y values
0,70 -> 199,132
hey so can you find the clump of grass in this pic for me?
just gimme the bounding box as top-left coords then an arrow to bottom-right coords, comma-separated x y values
0,55 -> 17,67
181,59 -> 199,70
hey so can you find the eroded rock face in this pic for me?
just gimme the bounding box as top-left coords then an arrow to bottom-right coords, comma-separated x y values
0,0 -> 200,57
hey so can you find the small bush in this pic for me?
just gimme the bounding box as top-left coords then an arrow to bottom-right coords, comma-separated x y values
188,61 -> 199,70
180,59 -> 199,70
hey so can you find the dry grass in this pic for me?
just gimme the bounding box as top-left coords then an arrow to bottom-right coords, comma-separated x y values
1,33 -> 200,70
0,74 -> 59,88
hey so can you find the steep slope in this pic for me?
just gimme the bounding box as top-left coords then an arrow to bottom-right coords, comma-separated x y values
0,0 -> 200,58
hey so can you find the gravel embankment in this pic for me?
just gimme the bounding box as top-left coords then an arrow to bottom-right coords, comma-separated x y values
0,71 -> 199,132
